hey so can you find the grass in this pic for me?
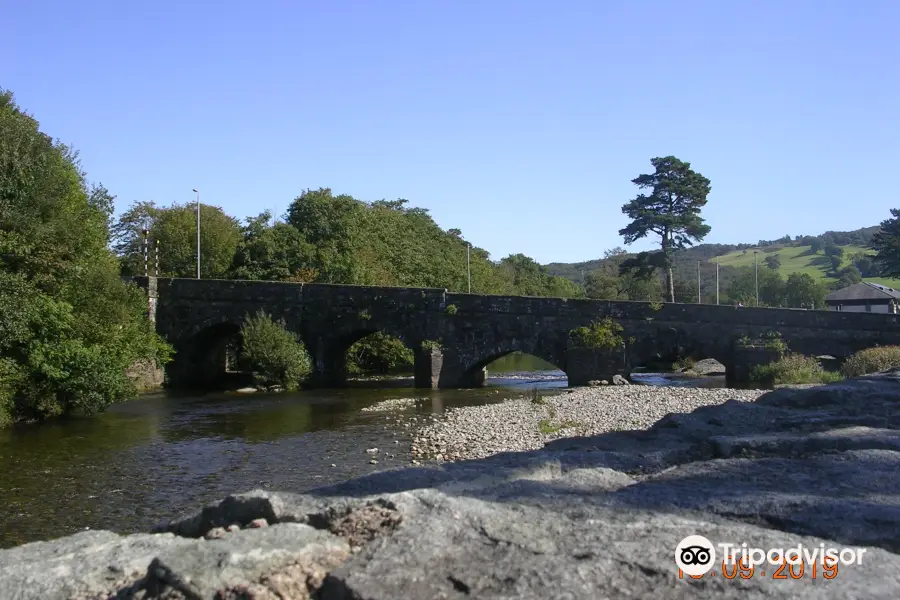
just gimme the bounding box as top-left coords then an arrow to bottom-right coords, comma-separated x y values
536,403 -> 580,434
528,386 -> 546,405
712,243 -> 900,288
750,354 -> 843,386
841,346 -> 900,377
538,418 -> 580,434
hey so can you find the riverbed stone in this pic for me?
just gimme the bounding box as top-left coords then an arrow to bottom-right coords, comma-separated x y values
4,371 -> 900,598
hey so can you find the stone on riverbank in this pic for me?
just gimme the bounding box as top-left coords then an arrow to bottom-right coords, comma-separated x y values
3,372 -> 900,598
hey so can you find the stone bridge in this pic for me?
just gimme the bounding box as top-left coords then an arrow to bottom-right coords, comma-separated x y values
131,277 -> 900,389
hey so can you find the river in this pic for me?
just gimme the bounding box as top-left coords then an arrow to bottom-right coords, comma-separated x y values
0,353 -> 725,549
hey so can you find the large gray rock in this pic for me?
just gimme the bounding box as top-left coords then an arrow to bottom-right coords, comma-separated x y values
3,371 -> 900,598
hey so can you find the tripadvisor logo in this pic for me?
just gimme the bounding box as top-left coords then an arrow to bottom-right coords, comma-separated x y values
675,535 -> 716,577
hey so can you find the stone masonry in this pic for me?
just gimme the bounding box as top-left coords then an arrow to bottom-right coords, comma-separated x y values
129,277 -> 900,388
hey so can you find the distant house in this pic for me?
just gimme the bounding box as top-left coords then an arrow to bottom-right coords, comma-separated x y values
825,282 -> 900,313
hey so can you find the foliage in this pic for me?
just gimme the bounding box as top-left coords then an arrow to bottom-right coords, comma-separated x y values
420,339 -> 442,351
872,209 -> 900,278
569,318 -> 625,349
347,332 -> 413,376
764,255 -> 781,270
728,267 -> 785,307
0,90 -> 172,426
784,273 -> 828,309
113,200 -> 242,278
445,304 -> 458,315
229,212 -> 315,281
750,354 -> 842,385
528,386 -> 546,405
841,346 -> 900,378
619,156 -> 712,302
239,310 -> 310,390
760,331 -> 789,355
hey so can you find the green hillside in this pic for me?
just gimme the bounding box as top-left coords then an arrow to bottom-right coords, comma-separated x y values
712,244 -> 900,289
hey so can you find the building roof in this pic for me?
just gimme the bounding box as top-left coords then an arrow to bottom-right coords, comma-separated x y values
825,282 -> 900,302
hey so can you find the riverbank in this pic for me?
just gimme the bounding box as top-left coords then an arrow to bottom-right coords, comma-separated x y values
410,385 -> 768,461
3,372 -> 899,598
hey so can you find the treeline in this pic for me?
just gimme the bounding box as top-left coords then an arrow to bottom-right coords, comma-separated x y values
113,192 -> 583,298
580,249 -> 831,308
0,90 -> 171,426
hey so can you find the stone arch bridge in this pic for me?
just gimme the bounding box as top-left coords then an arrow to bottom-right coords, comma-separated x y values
131,277 -> 900,389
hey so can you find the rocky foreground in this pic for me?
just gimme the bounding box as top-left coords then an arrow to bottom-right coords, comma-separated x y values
4,374 -> 900,599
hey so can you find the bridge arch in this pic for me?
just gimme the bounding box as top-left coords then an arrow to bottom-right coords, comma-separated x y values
166,320 -> 247,389
455,337 -> 568,387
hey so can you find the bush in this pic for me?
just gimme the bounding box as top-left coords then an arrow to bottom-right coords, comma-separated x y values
750,354 -> 842,385
841,346 -> 900,378
569,318 -> 625,349
347,332 -> 413,376
240,310 -> 310,390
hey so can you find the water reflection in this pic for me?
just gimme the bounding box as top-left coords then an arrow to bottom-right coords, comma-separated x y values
0,364 -> 732,549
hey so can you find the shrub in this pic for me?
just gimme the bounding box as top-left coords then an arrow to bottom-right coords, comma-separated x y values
841,346 -> 900,378
347,332 -> 413,376
240,310 -> 310,390
420,339 -> 442,352
445,304 -> 458,315
750,354 -> 841,386
569,318 -> 625,349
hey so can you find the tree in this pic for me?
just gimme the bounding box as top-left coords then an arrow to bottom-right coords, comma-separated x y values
824,244 -> 843,258
728,267 -> 785,307
240,310 -> 310,390
836,265 -> 862,288
0,89 -> 171,425
229,211 -> 315,281
113,201 -> 241,278
784,273 -> 827,309
872,209 -> 900,278
764,255 -> 781,270
809,238 -> 823,253
829,255 -> 842,273
619,156 -> 712,302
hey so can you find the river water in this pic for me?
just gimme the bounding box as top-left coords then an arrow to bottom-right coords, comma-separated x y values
0,353 -> 724,549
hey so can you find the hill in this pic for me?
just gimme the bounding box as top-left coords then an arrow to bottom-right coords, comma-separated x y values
544,225 -> 900,295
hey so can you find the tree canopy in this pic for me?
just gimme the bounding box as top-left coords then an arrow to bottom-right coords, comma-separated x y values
619,156 -> 712,302
0,90 -> 171,426
872,209 -> 900,278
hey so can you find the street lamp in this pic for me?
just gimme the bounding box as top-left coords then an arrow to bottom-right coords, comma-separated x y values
753,249 -> 759,307
193,188 -> 200,279
466,243 -> 471,293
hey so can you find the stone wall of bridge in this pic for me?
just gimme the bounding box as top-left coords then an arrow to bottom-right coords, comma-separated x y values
128,277 -> 900,389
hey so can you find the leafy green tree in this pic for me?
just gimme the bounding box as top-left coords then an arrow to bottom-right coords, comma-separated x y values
764,255 -> 781,270
784,273 -> 827,309
829,255 -> 842,273
347,332 -> 413,376
229,211 -> 315,281
835,265 -> 862,288
728,267 -> 785,307
113,200 -> 242,278
824,244 -> 843,258
0,89 -> 171,425
240,310 -> 310,390
809,238 -> 823,253
851,253 -> 876,277
872,209 -> 900,278
619,156 -> 712,302
285,188 -> 364,283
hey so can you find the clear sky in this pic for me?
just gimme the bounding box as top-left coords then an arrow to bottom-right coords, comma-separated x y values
4,0 -> 898,264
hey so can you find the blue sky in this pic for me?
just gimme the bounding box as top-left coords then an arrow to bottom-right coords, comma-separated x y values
4,0 -> 898,264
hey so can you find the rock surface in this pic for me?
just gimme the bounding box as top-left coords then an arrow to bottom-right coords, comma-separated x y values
3,372 -> 900,598
683,358 -> 727,376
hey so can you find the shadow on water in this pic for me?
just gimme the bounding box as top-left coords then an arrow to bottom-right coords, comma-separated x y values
0,358 -> 743,549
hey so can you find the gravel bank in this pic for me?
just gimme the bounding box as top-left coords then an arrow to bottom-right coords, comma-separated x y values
360,397 -> 422,412
411,385 -> 767,461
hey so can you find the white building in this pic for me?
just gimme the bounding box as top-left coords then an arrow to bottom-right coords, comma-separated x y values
825,282 -> 900,313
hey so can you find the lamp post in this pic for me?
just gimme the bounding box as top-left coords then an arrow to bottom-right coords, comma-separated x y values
754,250 -> 759,307
715,259 -> 719,305
467,243 -> 471,293
697,260 -> 701,303
193,188 -> 200,279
